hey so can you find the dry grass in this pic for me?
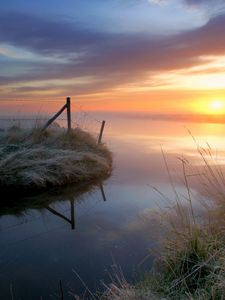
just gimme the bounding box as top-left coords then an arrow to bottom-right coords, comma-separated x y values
72,265 -> 162,300
0,126 -> 112,191
136,143 -> 225,300
97,143 -> 225,300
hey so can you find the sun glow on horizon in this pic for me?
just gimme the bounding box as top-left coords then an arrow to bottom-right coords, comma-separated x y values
192,98 -> 225,116
209,100 -> 225,114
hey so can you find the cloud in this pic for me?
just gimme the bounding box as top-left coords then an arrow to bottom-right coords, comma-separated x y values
184,0 -> 223,5
148,0 -> 225,16
0,11 -> 225,97
0,12 -> 109,57
147,0 -> 166,4
183,0 -> 225,16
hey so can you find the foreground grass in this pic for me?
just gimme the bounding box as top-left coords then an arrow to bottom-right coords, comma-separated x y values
0,126 -> 112,191
137,224 -> 225,299
144,145 -> 225,299
96,144 -> 225,300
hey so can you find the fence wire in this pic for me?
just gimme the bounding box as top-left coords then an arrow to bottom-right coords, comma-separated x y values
0,100 -> 104,141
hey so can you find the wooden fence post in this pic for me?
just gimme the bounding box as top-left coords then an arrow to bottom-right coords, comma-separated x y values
98,120 -> 105,144
66,97 -> 71,132
42,102 -> 67,131
42,97 -> 72,132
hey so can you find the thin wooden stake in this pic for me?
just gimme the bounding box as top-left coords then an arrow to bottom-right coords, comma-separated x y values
66,97 -> 71,132
98,120 -> 105,144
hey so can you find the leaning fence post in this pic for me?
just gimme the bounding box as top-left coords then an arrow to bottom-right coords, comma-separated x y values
42,102 -> 67,131
98,120 -> 105,144
66,97 -> 71,132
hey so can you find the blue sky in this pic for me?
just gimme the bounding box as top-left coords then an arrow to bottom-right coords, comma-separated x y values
0,0 -> 207,34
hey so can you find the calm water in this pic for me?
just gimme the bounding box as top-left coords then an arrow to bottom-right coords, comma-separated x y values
1,114 -> 225,299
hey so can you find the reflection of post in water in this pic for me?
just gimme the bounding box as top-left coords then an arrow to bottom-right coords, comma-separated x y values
46,198 -> 76,230
99,183 -> 107,202
70,199 -> 75,230
45,184 -> 107,230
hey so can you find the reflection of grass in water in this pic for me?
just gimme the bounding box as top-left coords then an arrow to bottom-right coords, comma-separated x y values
0,126 -> 112,191
0,178 -> 107,216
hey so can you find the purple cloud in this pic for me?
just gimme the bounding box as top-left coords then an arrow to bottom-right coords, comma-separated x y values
0,12 -> 109,56
0,10 -> 225,97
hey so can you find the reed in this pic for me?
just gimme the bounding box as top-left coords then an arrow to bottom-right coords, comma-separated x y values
137,143 -> 225,299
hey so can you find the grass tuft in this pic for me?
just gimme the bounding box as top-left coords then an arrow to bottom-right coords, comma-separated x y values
0,126 -> 112,191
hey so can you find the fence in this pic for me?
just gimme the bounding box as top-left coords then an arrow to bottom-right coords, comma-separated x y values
0,97 -> 106,144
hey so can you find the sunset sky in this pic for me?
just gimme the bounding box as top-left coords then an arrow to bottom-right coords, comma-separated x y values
1,0 -> 225,115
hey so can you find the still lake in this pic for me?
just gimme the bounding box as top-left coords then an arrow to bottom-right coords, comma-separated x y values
0,113 -> 225,299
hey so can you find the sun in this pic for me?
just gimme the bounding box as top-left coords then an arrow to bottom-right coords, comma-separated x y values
208,100 -> 225,114
192,98 -> 225,115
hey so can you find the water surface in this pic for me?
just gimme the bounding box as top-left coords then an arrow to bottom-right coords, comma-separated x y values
1,114 -> 225,299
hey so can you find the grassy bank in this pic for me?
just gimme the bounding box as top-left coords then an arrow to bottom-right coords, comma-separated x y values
98,145 -> 225,300
136,216 -> 225,299
142,148 -> 225,299
0,126 -> 112,191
